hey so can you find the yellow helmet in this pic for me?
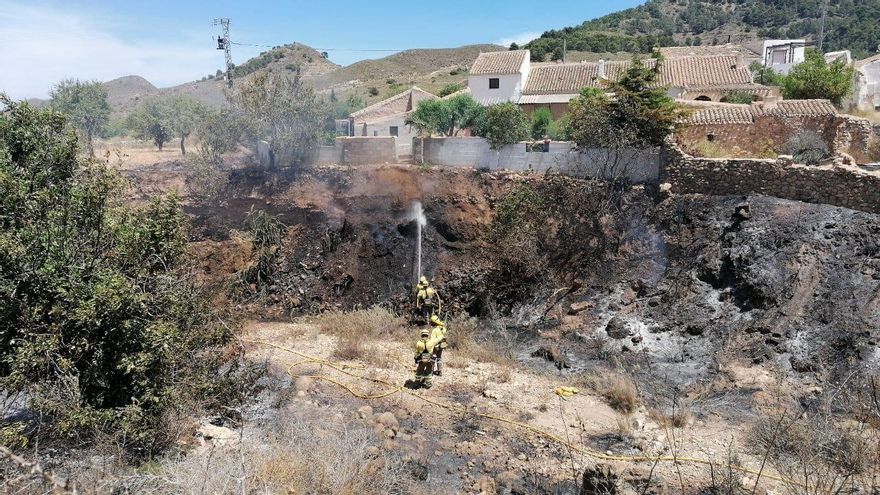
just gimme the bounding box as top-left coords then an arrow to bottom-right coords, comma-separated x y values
419,276 -> 428,285
430,314 -> 442,325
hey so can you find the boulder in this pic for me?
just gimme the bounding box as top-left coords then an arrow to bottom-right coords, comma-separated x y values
605,316 -> 632,339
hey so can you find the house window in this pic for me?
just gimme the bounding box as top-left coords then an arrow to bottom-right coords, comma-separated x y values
489,78 -> 500,89
771,49 -> 787,64
389,126 -> 399,137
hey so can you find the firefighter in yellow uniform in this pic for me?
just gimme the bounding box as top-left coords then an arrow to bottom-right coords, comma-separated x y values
413,328 -> 443,389
414,276 -> 441,321
429,314 -> 448,376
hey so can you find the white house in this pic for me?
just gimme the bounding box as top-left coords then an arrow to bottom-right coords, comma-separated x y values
348,86 -> 437,154
852,54 -> 880,111
761,39 -> 807,74
467,49 -> 530,105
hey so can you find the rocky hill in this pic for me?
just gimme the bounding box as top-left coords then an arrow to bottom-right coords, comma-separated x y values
84,43 -> 497,117
527,0 -> 880,60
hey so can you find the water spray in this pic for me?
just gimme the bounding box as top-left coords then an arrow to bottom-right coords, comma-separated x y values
409,201 -> 427,283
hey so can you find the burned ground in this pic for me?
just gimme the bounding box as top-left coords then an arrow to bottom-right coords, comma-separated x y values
181,165 -> 879,396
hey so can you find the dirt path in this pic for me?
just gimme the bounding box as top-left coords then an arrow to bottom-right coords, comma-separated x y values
242,321 -> 788,494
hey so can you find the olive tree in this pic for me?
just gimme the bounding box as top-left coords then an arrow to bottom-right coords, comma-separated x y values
406,93 -> 484,137
127,96 -> 207,154
49,79 -> 110,157
231,72 -> 328,168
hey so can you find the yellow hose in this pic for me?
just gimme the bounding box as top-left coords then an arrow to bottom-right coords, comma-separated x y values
242,338 -> 821,492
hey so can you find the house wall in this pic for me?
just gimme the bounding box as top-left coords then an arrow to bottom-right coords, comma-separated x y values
762,40 -> 806,75
469,57 -> 529,104
854,60 -> 880,111
676,113 -> 871,159
414,137 -> 660,183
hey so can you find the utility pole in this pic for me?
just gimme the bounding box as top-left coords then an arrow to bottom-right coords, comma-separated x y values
213,18 -> 233,88
818,0 -> 829,52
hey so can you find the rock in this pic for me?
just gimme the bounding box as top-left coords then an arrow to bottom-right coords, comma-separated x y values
383,428 -> 395,439
647,297 -> 661,308
630,335 -> 643,344
196,423 -> 238,448
474,475 -> 496,495
482,389 -> 501,400
581,463 -> 619,495
530,346 -> 571,370
734,202 -> 751,220
381,439 -> 395,450
568,300 -> 593,315
605,316 -> 632,339
357,405 -> 373,419
685,323 -> 704,336
790,356 -> 819,373
376,411 -> 399,430
294,377 -> 312,392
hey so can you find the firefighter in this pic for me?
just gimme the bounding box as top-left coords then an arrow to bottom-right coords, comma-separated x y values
414,276 -> 441,321
413,328 -> 442,389
429,314 -> 448,376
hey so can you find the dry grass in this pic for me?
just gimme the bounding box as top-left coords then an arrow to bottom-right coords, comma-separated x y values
122,409 -> 428,494
312,306 -> 407,341
601,375 -> 640,414
446,314 -> 515,367
649,407 -> 692,429
332,335 -> 365,361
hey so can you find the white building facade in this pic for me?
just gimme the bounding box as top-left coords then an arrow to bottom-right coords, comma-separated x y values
467,50 -> 530,105
761,39 -> 807,75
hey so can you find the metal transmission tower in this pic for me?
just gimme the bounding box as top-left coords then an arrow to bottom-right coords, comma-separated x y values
213,18 -> 233,87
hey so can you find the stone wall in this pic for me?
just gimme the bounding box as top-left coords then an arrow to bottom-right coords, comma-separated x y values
414,137 -> 661,183
663,148 -> 880,214
677,113 -> 871,158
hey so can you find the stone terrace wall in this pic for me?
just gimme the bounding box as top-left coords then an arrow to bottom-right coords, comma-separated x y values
663,152 -> 880,214
414,137 -> 661,183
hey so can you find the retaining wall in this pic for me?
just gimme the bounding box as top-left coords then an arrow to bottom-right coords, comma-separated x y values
414,137 -> 661,183
664,152 -> 880,214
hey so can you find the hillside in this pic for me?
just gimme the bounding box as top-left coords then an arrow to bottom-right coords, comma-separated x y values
527,0 -> 880,61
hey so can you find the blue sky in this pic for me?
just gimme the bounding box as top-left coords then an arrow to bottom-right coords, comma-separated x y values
0,0 -> 644,99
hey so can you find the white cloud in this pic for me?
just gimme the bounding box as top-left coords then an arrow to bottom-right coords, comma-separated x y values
494,32 -> 540,48
0,2 -> 225,99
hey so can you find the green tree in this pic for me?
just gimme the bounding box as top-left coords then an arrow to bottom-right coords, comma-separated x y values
164,95 -> 208,155
49,79 -> 110,157
406,94 -> 484,137
531,107 -> 553,140
781,49 -> 854,107
477,103 -> 530,149
568,58 -> 682,150
127,98 -> 171,151
0,96 -> 233,454
231,71 -> 328,168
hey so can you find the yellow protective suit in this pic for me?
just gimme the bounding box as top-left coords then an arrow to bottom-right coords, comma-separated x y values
413,334 -> 443,388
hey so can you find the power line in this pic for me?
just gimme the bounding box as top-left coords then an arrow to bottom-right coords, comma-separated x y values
229,41 -> 411,52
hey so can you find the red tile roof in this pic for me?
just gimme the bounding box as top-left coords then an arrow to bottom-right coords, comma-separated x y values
470,50 -> 529,75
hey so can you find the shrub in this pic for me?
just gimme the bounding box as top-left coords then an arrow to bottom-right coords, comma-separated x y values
437,82 -> 464,98
367,87 -> 380,97
781,49 -> 854,107
602,375 -> 640,413
721,90 -> 755,104
0,96 -> 235,456
783,130 -> 830,165
478,102 -> 530,149
530,107 -> 552,140
406,94 -> 484,137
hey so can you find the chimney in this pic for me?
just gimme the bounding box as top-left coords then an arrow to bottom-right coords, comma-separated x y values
598,59 -> 606,79
762,95 -> 779,109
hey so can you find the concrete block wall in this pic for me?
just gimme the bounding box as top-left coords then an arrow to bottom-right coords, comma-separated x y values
414,137 -> 661,183
338,136 -> 398,165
